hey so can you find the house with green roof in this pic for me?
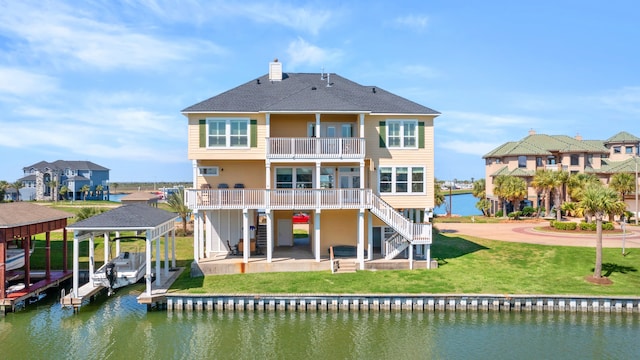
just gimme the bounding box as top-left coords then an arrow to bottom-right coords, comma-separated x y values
483,129 -> 640,215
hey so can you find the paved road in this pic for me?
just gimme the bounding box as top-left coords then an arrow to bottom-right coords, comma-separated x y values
435,221 -> 640,248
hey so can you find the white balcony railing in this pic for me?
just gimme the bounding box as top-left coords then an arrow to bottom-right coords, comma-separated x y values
266,137 -> 365,160
185,188 -> 432,245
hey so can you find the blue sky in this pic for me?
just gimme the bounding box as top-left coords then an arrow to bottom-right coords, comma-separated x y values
1,1 -> 638,183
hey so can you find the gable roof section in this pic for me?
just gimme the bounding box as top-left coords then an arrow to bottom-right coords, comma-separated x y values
182,73 -> 440,115
23,160 -> 109,172
0,203 -> 72,228
484,134 -> 608,158
605,131 -> 640,144
490,166 -> 534,177
587,157 -> 640,174
67,204 -> 176,231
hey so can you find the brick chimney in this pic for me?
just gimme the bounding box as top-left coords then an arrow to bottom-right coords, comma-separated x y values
528,129 -> 536,136
575,133 -> 583,141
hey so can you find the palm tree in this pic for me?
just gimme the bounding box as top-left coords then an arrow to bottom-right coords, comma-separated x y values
434,183 -> 445,208
11,180 -> 23,202
550,170 -> 569,221
492,175 -> 509,216
48,179 -> 58,202
579,184 -> 626,280
111,182 -> 119,193
59,185 -> 69,201
567,173 -> 600,202
531,170 -> 554,216
472,179 -> 486,199
167,187 -> 190,234
502,176 -> 527,217
81,185 -> 90,201
475,198 -> 491,216
609,172 -> 635,202
0,180 -> 9,202
95,185 -> 104,200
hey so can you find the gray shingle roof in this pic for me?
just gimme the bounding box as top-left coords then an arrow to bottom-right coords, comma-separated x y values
67,204 -> 177,230
23,160 -> 109,172
182,73 -> 440,115
0,203 -> 72,228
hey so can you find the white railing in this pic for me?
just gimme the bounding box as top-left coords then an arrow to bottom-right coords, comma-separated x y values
185,188 -> 432,245
384,233 -> 410,260
266,137 -> 366,159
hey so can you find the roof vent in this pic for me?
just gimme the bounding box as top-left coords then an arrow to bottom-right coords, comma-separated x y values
528,129 -> 536,136
372,87 -> 376,93
311,86 -> 317,90
256,79 -> 261,85
269,59 -> 282,81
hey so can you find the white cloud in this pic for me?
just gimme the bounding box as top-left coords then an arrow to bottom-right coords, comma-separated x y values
0,67 -> 58,96
394,15 -> 429,31
441,111 -> 537,136
286,38 -> 343,68
594,86 -> 640,114
0,2 -> 224,71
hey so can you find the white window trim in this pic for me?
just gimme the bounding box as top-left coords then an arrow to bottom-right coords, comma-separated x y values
207,118 -> 250,148
386,119 -> 418,149
198,166 -> 219,176
378,165 -> 426,195
274,167 -> 314,189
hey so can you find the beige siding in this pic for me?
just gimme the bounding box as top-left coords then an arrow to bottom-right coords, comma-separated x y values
196,160 -> 266,189
187,113 -> 267,160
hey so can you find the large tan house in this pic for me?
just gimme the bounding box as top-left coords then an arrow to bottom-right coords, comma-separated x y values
484,130 -> 640,215
181,61 -> 440,271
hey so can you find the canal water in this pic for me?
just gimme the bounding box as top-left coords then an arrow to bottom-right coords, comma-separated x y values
435,193 -> 483,216
1,289 -> 639,359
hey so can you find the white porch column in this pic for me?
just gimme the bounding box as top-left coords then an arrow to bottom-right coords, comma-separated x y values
315,113 -> 321,137
193,211 -> 199,263
198,212 -> 205,260
103,232 -> 109,264
156,234 -> 162,284
72,233 -> 79,296
115,231 -> 121,256
265,113 -> 271,189
426,244 -> 431,269
265,163 -> 271,190
192,159 -> 198,188
266,210 -> 273,262
171,229 -> 176,268
409,244 -> 414,270
243,209 -> 250,263
359,113 -> 365,138
357,210 -> 365,269
164,233 -> 169,278
88,235 -> 95,280
314,211 -> 321,262
367,212 -> 373,260
205,211 -> 212,257
145,235 -> 152,296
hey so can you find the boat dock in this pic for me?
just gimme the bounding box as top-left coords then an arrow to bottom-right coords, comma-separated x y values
0,271 -> 73,315
137,267 -> 184,308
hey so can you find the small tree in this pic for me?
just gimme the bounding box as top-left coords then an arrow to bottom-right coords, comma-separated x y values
48,179 -> 58,202
95,185 -> 104,200
167,187 -> 190,234
579,184 -> 626,280
81,185 -> 90,201
11,180 -> 23,202
59,185 -> 69,201
550,170 -> 569,221
0,180 -> 9,202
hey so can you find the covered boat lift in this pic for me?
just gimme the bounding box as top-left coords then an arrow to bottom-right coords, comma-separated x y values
61,204 -> 177,311
1,203 -> 73,315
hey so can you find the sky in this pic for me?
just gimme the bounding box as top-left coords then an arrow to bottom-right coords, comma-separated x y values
0,1 -> 639,183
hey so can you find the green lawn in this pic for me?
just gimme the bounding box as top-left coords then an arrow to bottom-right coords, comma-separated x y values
171,232 -> 640,296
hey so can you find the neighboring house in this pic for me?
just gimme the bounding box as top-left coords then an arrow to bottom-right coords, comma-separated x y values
19,160 -> 110,201
182,61 -> 440,270
483,130 -> 640,214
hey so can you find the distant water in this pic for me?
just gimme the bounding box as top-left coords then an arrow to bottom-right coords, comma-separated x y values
108,193 -> 127,202
435,193 -> 482,216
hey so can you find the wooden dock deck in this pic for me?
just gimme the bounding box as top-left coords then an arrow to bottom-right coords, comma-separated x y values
1,271 -> 73,314
137,267 -> 184,305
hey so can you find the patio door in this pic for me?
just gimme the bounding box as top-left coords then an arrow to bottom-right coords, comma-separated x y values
339,167 -> 360,188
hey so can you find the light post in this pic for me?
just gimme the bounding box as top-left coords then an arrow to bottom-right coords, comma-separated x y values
635,156 -> 638,225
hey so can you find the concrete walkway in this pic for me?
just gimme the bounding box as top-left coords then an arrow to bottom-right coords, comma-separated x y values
436,220 -> 640,248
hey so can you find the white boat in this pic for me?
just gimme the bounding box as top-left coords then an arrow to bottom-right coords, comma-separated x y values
92,251 -> 146,294
6,244 -> 35,271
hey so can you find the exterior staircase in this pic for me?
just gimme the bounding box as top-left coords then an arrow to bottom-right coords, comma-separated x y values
384,232 -> 410,260
332,259 -> 357,274
256,223 -> 267,249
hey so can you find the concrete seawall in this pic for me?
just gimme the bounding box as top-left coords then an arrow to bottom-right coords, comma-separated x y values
159,294 -> 640,314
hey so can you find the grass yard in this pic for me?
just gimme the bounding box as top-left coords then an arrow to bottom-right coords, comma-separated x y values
171,232 -> 640,296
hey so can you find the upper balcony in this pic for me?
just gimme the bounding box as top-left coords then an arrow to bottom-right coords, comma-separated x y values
266,137 -> 366,160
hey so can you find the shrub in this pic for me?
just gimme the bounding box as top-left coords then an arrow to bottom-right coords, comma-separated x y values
553,221 -> 577,230
578,221 -> 614,231
508,211 -> 521,219
495,210 -> 503,217
521,206 -> 535,217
